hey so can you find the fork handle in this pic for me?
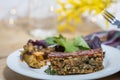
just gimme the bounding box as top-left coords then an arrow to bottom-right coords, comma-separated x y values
118,25 -> 120,28
118,23 -> 120,28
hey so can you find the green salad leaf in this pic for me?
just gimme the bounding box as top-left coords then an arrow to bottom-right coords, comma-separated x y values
45,37 -> 56,45
71,35 -> 90,50
54,35 -> 79,52
45,34 -> 90,52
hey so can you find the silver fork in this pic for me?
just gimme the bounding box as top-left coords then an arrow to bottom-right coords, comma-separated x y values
103,10 -> 120,28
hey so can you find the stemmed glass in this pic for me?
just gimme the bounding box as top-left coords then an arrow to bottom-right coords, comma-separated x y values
27,0 -> 58,39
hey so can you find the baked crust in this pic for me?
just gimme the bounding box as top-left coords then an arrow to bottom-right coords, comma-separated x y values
48,48 -> 104,75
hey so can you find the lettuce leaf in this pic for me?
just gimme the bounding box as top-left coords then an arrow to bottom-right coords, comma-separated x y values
71,35 -> 90,50
54,35 -> 79,52
45,34 -> 90,52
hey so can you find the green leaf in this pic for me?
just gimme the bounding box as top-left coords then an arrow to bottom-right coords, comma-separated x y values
45,34 -> 66,45
50,70 -> 56,75
45,34 -> 90,53
71,35 -> 90,49
44,65 -> 56,75
45,37 -> 56,45
54,37 -> 79,52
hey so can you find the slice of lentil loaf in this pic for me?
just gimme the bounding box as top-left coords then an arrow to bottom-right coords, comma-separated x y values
48,48 -> 104,75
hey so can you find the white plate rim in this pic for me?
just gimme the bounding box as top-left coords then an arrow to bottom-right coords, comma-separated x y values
6,44 -> 120,80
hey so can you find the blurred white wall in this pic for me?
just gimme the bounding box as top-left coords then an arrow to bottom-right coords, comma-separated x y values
0,0 -> 57,19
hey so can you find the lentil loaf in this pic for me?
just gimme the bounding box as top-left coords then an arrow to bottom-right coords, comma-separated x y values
48,48 -> 104,75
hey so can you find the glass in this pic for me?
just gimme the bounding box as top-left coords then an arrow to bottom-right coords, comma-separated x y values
3,8 -> 17,28
28,0 -> 58,39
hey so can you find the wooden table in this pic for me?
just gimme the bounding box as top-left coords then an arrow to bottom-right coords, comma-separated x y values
0,20 -> 120,80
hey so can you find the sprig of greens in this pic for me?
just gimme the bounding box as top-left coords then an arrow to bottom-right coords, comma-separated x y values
44,65 -> 56,75
71,35 -> 90,50
45,34 -> 90,52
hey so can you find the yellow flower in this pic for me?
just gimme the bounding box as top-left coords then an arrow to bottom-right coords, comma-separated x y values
56,0 -> 116,32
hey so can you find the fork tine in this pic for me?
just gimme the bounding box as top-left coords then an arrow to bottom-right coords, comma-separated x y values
103,10 -> 120,27
105,10 -> 115,18
103,14 -> 112,24
104,10 -> 115,20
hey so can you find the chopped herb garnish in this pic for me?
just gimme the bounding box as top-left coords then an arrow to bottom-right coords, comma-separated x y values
44,65 -> 56,75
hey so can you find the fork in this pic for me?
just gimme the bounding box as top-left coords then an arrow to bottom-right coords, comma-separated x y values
103,10 -> 120,28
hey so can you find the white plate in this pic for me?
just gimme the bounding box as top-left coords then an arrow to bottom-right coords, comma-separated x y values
7,45 -> 120,80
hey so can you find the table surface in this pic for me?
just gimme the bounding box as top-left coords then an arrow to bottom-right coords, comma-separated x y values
0,20 -> 120,80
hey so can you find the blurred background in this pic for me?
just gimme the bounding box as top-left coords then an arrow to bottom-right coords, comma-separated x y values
0,0 -> 120,62
0,0 -> 119,37
1,0 -> 120,56
0,0 -> 120,80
